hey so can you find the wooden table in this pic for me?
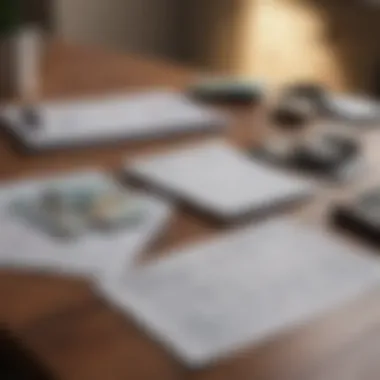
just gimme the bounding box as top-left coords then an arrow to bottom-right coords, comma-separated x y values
2,42 -> 380,380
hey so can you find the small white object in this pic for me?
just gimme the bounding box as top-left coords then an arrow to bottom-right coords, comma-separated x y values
1,91 -> 227,150
126,141 -> 313,220
15,26 -> 43,99
326,94 -> 380,124
98,218 -> 380,367
0,171 -> 172,279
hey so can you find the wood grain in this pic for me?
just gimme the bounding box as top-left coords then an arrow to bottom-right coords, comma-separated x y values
1,41 -> 380,380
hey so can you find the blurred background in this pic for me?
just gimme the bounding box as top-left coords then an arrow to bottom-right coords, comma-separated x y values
22,0 -> 380,94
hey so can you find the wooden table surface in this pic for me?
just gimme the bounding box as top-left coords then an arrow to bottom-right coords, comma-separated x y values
2,41 -> 380,380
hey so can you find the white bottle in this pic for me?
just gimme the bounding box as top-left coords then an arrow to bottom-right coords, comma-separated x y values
15,25 -> 44,101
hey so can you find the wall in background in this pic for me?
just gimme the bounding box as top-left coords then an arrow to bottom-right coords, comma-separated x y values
23,0 -> 52,29
33,0 -> 380,93
231,0 -> 380,93
181,0 -> 380,93
53,0 -> 176,57
176,0 -> 243,71
235,0 -> 344,90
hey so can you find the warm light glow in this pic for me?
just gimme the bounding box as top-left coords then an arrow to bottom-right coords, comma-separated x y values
236,0 -> 344,90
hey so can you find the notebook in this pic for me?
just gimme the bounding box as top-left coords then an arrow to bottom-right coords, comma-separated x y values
126,141 -> 314,221
0,91 -> 227,150
0,170 -> 172,278
98,218 -> 380,367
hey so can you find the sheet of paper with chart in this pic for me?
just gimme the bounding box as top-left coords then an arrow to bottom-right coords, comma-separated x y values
0,170 -> 172,279
98,218 -> 380,367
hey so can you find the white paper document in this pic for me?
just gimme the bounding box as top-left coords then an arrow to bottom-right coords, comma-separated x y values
98,218 -> 380,367
127,141 -> 313,220
0,171 -> 172,278
1,91 -> 227,149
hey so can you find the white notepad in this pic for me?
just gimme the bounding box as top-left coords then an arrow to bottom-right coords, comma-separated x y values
98,218 -> 380,367
1,91 -> 227,150
0,171 -> 172,279
126,141 -> 313,221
